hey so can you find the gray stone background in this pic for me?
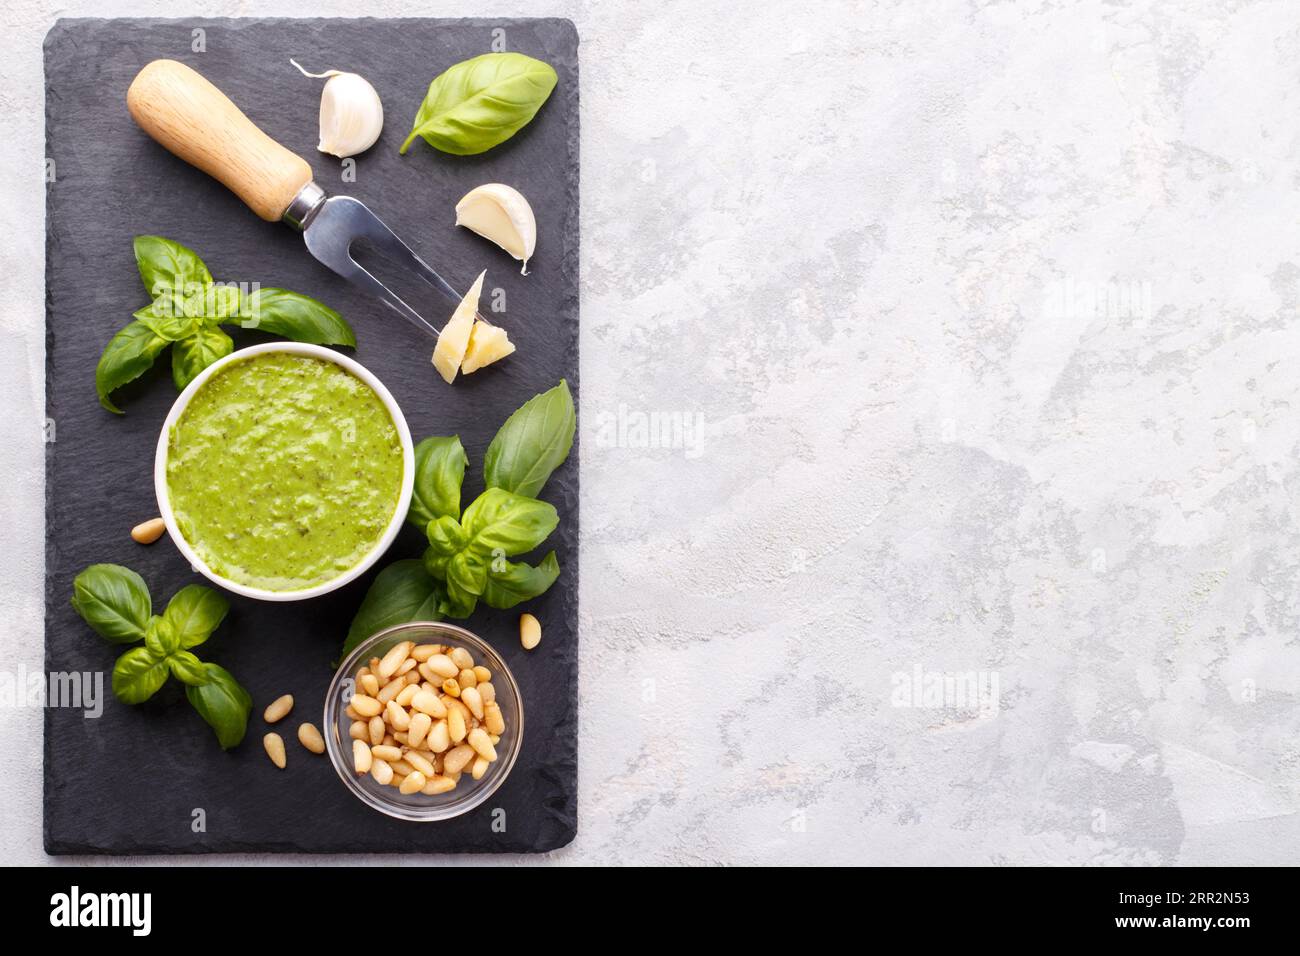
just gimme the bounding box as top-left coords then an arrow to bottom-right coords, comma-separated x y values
3,0 -> 1298,865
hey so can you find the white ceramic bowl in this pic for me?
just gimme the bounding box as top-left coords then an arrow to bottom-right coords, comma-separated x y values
154,342 -> 414,602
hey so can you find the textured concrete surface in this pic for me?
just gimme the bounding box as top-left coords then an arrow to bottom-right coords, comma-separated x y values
4,0 -> 1300,865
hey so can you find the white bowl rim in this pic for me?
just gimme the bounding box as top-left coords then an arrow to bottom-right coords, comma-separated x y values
154,342 -> 415,602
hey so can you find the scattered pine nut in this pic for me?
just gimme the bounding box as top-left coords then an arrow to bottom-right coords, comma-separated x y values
263,732 -> 286,769
520,613 -> 541,650
131,517 -> 167,545
263,694 -> 294,723
298,722 -> 325,754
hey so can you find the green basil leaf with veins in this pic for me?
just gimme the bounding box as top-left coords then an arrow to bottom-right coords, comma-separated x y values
241,287 -> 355,346
95,320 -> 170,414
134,235 -> 212,299
408,436 -> 468,530
185,663 -> 252,750
423,546 -> 450,582
112,646 -> 171,704
183,283 -> 243,326
171,326 -> 234,391
426,515 -> 469,558
70,563 -> 152,643
446,550 -> 488,598
136,309 -> 202,342
481,551 -> 561,610
460,488 -> 559,560
160,584 -> 229,649
167,650 -> 209,686
340,560 -> 444,663
144,616 -> 180,658
483,380 -> 575,499
400,52 -> 557,156
438,575 -> 478,619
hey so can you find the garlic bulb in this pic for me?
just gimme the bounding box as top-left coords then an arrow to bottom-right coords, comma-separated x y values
290,59 -> 383,158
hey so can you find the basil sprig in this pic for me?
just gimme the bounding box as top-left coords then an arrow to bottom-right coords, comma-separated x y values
342,380 -> 574,659
96,236 -> 357,413
71,564 -> 251,749
399,53 -> 557,156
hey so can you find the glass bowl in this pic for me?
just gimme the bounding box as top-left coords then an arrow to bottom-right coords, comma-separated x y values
324,621 -> 523,821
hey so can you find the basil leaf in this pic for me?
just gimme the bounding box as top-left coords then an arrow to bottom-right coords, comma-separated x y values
446,550 -> 488,597
171,326 -> 234,391
438,576 -> 478,619
134,235 -> 212,299
400,52 -> 558,156
160,584 -> 229,649
185,663 -> 252,750
112,646 -> 170,704
460,488 -> 559,559
70,564 -> 152,643
482,551 -> 560,609
95,320 -> 169,414
137,310 -> 202,342
426,515 -> 469,558
408,436 -> 468,530
167,650 -> 209,686
341,560 -> 443,662
242,287 -> 355,346
423,545 -> 450,582
483,380 -> 575,498
144,616 -> 180,658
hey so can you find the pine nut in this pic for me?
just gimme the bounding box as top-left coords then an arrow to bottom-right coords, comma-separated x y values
263,732 -> 287,768
131,517 -> 167,544
425,654 -> 459,679
345,705 -> 362,721
405,750 -> 435,777
385,700 -> 411,731
360,673 -> 380,696
395,683 -> 419,708
397,658 -> 418,677
422,775 -> 456,795
382,734 -> 397,747
390,759 -> 415,777
410,644 -> 440,662
471,756 -> 489,780
448,705 -> 467,744
377,641 -> 413,680
399,771 -> 427,795
458,668 -> 477,689
443,744 -> 475,775
411,690 -> 447,718
263,694 -> 294,723
371,758 -> 393,785
348,720 -> 368,741
449,647 -> 473,670
478,681 -> 495,705
427,719 -> 450,753
484,701 -> 505,735
376,679 -> 404,704
297,722 -> 325,754
350,694 -> 382,717
417,661 -> 440,684
368,715 -> 386,746
371,745 -> 403,762
467,727 -> 497,762
520,613 -> 541,650
408,712 -> 432,749
489,733 -> 500,745
393,731 -> 409,744
461,686 -> 484,720
352,738 -> 372,773
473,666 -> 491,684
442,678 -> 461,698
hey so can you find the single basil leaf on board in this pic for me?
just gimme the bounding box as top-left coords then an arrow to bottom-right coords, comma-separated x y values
112,646 -> 170,704
399,52 -> 558,156
483,380 -> 575,499
160,584 -> 229,649
340,560 -> 444,663
144,617 -> 180,659
133,235 -> 212,299
460,487 -> 559,560
408,436 -> 468,530
185,663 -> 252,750
242,287 -> 355,346
171,326 -> 234,391
70,564 -> 152,643
481,551 -> 561,610
167,650 -> 209,686
95,320 -> 170,414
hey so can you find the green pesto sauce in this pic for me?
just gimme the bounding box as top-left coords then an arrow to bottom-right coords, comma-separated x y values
166,353 -> 404,592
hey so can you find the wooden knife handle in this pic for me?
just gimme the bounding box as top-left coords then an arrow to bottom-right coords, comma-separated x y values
127,59 -> 312,223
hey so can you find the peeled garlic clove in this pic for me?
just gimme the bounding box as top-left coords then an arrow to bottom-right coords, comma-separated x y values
291,59 -> 383,158
455,184 -> 537,274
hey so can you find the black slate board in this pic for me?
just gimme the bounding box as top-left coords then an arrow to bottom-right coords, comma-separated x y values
44,17 -> 579,854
